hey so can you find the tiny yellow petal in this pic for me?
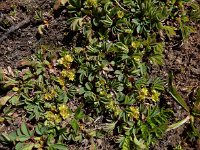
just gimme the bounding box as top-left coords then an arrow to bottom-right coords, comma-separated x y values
64,55 -> 73,63
129,106 -> 140,120
12,87 -> 19,92
151,90 -> 160,102
117,11 -> 124,19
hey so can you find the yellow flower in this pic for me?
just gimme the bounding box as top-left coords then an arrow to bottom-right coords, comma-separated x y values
117,10 -> 124,19
0,117 -> 5,123
54,114 -> 62,124
57,54 -> 73,67
151,90 -> 160,102
64,55 -> 74,63
86,0 -> 97,7
61,70 -> 67,77
99,79 -> 106,85
100,91 -> 106,96
137,88 -> 148,101
124,29 -> 133,34
44,89 -> 57,101
128,106 -> 140,120
45,111 -> 55,121
58,104 -> 71,119
57,77 -> 65,86
58,104 -> 67,112
113,106 -> 122,117
133,56 -> 141,62
45,112 -> 61,124
44,93 -> 51,100
51,106 -> 56,111
12,87 -> 19,92
57,57 -> 64,65
131,42 -> 137,48
105,100 -> 115,110
66,70 -> 75,81
51,89 -> 57,97
131,41 -> 140,49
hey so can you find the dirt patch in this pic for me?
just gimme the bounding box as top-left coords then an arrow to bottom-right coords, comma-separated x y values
0,0 -> 71,68
152,26 -> 200,150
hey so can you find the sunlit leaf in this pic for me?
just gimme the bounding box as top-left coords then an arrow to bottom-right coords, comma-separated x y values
49,144 -> 68,150
168,72 -> 190,112
21,143 -> 34,150
61,0 -> 68,5
70,119 -> 79,134
115,42 -> 129,53
0,92 -> 16,109
167,116 -> 190,132
21,122 -> 30,137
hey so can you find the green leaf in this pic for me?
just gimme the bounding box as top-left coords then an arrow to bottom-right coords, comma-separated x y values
167,115 -> 190,132
17,135 -> 30,142
75,107 -> 84,120
122,136 -> 130,150
67,17 -> 84,31
85,82 -> 93,91
162,26 -> 177,38
88,73 -> 94,82
115,42 -> 129,53
133,135 -> 146,150
35,125 -> 42,135
69,0 -> 81,8
17,128 -> 23,137
49,144 -> 68,150
15,142 -> 25,150
136,25 -> 141,33
8,131 -> 18,141
149,54 -> 164,65
151,77 -> 164,91
0,133 -> 11,143
21,143 -> 34,150
38,25 -> 45,35
102,122 -> 116,132
9,95 -> 20,105
0,92 -> 16,109
168,72 -> 190,112
79,87 -> 85,95
100,15 -> 113,28
192,88 -> 200,116
21,122 -> 30,137
61,0 -> 68,5
70,119 -> 79,134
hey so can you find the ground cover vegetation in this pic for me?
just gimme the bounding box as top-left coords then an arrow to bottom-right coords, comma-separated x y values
0,0 -> 200,149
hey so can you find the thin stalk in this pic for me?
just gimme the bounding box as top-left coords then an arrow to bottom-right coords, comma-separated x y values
114,0 -> 128,12
166,115 -> 190,132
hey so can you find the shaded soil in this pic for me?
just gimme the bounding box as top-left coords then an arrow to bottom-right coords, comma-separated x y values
0,0 -> 71,68
152,26 -> 200,150
0,0 -> 200,149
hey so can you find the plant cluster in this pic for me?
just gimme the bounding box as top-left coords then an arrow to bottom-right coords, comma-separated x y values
0,0 -> 198,149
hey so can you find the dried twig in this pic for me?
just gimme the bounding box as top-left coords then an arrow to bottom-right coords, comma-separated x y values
0,17 -> 31,43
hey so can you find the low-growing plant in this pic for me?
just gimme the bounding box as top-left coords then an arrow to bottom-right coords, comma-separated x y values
0,46 -> 169,149
0,0 -> 198,149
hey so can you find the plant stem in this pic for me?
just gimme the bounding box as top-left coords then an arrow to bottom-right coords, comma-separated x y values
114,0 -> 128,12
166,115 -> 190,132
